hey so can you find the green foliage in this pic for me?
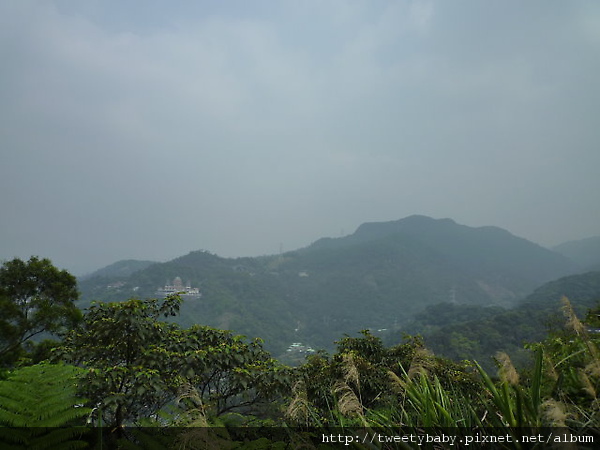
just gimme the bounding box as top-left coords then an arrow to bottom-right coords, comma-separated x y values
392,369 -> 482,428
475,349 -> 544,429
57,295 -> 292,430
530,298 -> 600,427
58,295 -> 186,428
172,326 -> 293,419
10,290 -> 596,446
290,331 -> 479,427
397,271 -> 600,371
285,300 -> 600,434
0,363 -> 91,449
0,257 -> 81,365
279,300 -> 600,450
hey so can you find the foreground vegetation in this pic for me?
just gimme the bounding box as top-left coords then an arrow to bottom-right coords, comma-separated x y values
1,257 -> 600,448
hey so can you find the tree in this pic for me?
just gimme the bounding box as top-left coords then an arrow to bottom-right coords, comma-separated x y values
0,256 -> 80,365
57,295 -> 292,430
175,325 -> 292,419
58,295 -> 183,429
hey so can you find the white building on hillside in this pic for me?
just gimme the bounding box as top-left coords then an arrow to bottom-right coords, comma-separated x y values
156,276 -> 201,297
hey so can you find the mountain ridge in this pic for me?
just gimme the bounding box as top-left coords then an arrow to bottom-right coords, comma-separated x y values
77,215 -> 585,355
553,236 -> 600,271
306,215 -> 577,284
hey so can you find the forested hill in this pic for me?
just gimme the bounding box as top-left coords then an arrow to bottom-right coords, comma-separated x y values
309,215 -> 577,284
400,270 -> 600,369
78,215 -> 582,356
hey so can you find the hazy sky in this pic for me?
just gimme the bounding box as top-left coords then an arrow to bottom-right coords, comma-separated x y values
1,0 -> 599,274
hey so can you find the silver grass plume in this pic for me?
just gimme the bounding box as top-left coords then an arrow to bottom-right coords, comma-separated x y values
562,296 -> 585,336
541,399 -> 568,427
562,296 -> 600,361
387,370 -> 405,394
408,346 -> 434,378
176,383 -> 209,427
175,385 -> 230,450
333,380 -> 365,422
579,369 -> 597,399
341,352 -> 360,390
495,352 -> 519,386
285,380 -> 312,426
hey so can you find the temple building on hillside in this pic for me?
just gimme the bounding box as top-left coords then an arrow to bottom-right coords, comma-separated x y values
156,276 -> 201,298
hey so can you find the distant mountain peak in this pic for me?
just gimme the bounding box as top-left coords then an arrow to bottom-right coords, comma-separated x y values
354,215 -> 457,238
402,214 -> 455,224
312,214 -> 578,284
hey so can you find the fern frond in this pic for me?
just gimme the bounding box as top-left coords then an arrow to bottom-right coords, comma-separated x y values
0,363 -> 91,448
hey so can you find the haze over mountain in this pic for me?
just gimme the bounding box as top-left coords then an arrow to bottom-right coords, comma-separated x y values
79,259 -> 158,281
78,216 -> 584,355
2,1 -> 599,275
553,236 -> 600,272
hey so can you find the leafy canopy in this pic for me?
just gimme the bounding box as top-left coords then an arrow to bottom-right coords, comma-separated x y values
58,295 -> 292,429
58,295 -> 183,429
0,256 -> 80,364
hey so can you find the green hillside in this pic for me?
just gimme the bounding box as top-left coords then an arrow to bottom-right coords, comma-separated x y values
399,270 -> 600,369
77,216 -> 581,357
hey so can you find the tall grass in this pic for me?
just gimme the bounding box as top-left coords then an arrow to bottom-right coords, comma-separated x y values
475,348 -> 544,428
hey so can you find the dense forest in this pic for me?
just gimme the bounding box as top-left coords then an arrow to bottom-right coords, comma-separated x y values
394,271 -> 600,371
2,263 -> 600,447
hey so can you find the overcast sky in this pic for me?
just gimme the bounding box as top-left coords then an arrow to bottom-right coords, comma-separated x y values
1,0 -> 599,274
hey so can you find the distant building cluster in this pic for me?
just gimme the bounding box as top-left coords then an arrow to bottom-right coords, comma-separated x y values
156,276 -> 201,297
286,342 -> 315,354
